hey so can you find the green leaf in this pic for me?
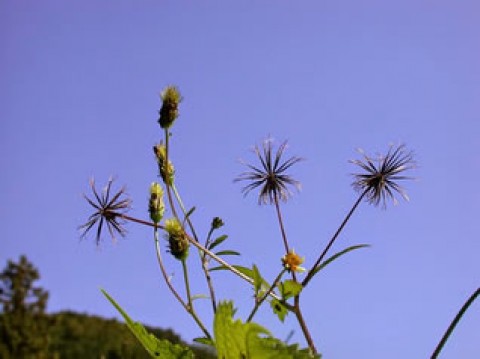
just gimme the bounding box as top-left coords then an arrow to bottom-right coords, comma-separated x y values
252,264 -> 263,295
270,299 -> 289,323
101,289 -> 194,359
279,280 -> 303,300
214,301 -> 269,359
208,235 -> 228,250
214,301 -> 320,358
215,250 -> 240,256
184,206 -> 196,221
209,264 -> 255,279
191,294 -> 209,301
193,337 -> 214,346
311,244 -> 370,278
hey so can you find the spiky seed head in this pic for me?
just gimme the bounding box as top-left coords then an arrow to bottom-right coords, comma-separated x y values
235,138 -> 303,205
351,143 -> 416,208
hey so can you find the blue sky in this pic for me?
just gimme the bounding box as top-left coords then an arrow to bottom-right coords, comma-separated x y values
1,1 -> 479,358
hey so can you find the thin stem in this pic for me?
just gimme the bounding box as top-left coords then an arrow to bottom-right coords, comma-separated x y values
247,269 -> 287,322
274,193 -> 297,285
181,258 -> 193,309
293,296 -> 317,354
153,228 -> 188,311
274,192 -> 290,254
173,184 -> 217,312
431,287 -> 480,359
302,190 -> 367,287
164,129 -> 179,220
117,213 -> 281,298
154,228 -> 211,339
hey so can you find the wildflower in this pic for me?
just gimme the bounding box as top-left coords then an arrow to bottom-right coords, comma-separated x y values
153,142 -> 175,185
80,178 -> 131,245
351,144 -> 415,207
164,218 -> 189,261
282,250 -> 305,273
235,138 -> 303,205
158,86 -> 182,129
149,182 -> 165,224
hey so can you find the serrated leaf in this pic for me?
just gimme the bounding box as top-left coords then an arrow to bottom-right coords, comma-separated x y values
214,301 -> 270,359
101,289 -> 194,358
270,299 -> 289,322
279,280 -> 303,300
215,250 -> 240,256
208,235 -> 228,250
311,244 -> 370,278
214,301 -> 320,358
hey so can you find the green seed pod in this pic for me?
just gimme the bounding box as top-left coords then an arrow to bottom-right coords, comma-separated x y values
164,218 -> 189,261
149,182 -> 165,224
153,143 -> 175,185
158,86 -> 182,129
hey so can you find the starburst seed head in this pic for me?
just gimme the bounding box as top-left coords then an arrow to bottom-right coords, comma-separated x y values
80,178 -> 131,245
235,139 -> 303,205
351,143 -> 416,207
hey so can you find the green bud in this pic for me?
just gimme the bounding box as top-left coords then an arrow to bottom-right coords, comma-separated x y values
211,217 -> 224,230
158,86 -> 182,129
153,142 -> 175,185
149,182 -> 165,224
164,218 -> 189,261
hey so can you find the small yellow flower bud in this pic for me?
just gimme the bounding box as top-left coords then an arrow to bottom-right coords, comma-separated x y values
158,86 -> 182,129
164,218 -> 189,261
281,250 -> 305,273
149,182 -> 165,224
153,142 -> 175,185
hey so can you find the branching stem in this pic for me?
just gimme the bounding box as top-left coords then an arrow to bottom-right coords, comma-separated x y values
302,190 -> 367,287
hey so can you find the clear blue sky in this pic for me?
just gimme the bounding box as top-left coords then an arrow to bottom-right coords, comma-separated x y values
1,1 -> 479,358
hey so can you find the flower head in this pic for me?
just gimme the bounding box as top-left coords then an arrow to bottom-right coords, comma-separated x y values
282,250 -> 305,273
158,86 -> 182,129
164,218 -> 189,261
153,142 -> 175,185
351,144 -> 416,207
149,182 -> 165,224
80,178 -> 131,245
235,139 -> 303,205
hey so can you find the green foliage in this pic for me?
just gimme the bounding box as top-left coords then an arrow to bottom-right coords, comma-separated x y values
279,280 -> 303,300
102,289 -> 195,358
270,299 -> 289,323
310,244 -> 370,279
214,301 -> 319,359
46,311 -> 215,359
0,255 -> 50,358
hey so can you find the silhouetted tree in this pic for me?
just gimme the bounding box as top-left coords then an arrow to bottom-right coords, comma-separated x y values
0,255 -> 49,358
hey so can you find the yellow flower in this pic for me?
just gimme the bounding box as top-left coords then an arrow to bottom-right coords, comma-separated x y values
281,250 -> 305,273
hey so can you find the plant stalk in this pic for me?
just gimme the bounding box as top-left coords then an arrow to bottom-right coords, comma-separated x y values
431,287 -> 480,359
303,190 -> 367,287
